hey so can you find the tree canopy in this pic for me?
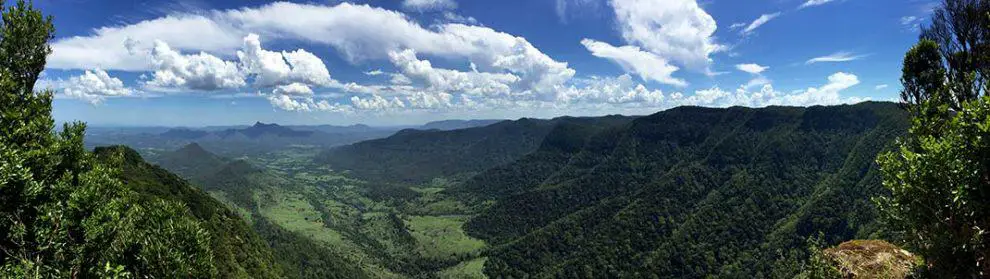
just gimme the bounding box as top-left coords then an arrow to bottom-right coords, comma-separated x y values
877,0 -> 990,276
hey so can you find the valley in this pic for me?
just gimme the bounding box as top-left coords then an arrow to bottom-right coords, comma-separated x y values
142,144 -> 491,278
99,101 -> 909,278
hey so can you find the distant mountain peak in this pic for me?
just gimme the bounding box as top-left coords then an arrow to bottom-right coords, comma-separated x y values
177,142 -> 208,154
253,121 -> 279,128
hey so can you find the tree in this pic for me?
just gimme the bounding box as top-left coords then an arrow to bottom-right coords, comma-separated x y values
0,1 -> 216,277
918,0 -> 990,109
877,0 -> 990,277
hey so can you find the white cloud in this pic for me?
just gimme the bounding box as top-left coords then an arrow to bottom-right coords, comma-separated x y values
388,49 -> 520,96
49,15 -> 242,71
54,69 -> 134,104
741,12 -> 781,35
273,82 -> 313,95
351,94 -> 406,110
146,40 -> 246,91
806,52 -> 867,64
736,63 -> 770,90
558,74 -> 668,105
678,72 -> 863,107
580,39 -> 685,87
901,16 -> 924,31
743,76 -> 771,90
267,93 -> 351,112
875,84 -> 889,90
237,33 -> 334,87
799,0 -> 835,9
779,72 -> 861,105
406,91 -> 455,109
609,0 -> 723,71
50,2 -> 575,96
443,12 -> 478,24
735,63 -> 768,74
402,0 -> 457,12
268,94 -> 312,111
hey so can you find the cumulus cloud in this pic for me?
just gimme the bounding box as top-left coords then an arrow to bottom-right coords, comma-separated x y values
580,39 -> 686,87
388,49 -> 520,96
146,40 -> 246,91
406,91 -> 455,109
677,72 -> 863,107
237,33 -> 334,87
55,69 -> 134,104
49,15 -> 242,71
402,0 -> 457,12
351,94 -> 406,110
806,52 -> 867,64
50,3 -> 574,95
740,12 -> 781,35
736,63 -> 770,90
558,74 -> 668,105
267,94 -> 312,111
609,0 -> 723,71
267,93 -> 351,112
273,82 -> 313,95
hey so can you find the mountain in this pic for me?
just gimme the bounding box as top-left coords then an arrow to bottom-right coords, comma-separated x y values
419,119 -> 503,131
92,146 -> 282,279
88,122 -> 401,158
146,145 -> 379,278
155,142 -> 227,179
450,102 -> 909,278
317,117 -> 580,184
216,122 -> 315,139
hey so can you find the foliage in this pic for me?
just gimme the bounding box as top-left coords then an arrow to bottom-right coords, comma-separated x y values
877,0 -> 990,276
456,103 -> 908,278
877,98 -> 990,276
317,118 -> 565,184
0,2 -> 275,277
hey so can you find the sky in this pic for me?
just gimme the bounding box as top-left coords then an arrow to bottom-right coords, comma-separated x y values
36,0 -> 936,126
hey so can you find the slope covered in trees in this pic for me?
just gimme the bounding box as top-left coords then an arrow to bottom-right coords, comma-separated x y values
92,146 -> 282,278
452,102 -> 909,278
317,118 -> 566,183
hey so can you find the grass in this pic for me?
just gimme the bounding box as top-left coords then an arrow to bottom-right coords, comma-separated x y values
256,188 -> 345,245
405,215 -> 486,261
823,240 -> 921,279
437,257 -> 487,279
175,145 -> 490,278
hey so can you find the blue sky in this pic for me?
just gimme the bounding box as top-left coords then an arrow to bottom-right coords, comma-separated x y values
36,0 -> 934,126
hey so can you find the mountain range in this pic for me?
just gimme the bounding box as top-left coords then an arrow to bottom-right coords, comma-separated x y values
102,102 -> 912,278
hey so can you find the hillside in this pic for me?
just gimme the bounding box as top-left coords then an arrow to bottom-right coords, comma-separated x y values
419,119 -> 503,131
155,142 -> 227,179
317,116 -> 634,184
86,122 -> 400,158
92,146 -> 282,279
452,102 -> 909,277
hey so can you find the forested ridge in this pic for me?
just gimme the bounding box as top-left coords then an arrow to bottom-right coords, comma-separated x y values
452,103 -> 909,277
310,102 -> 911,278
